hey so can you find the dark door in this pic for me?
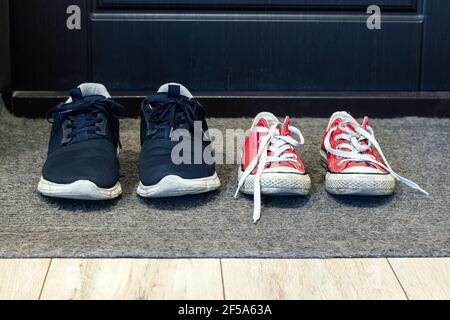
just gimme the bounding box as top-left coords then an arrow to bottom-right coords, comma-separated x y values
6,0 -> 450,115
92,0 -> 422,91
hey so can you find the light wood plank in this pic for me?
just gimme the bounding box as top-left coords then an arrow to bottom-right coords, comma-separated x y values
0,259 -> 51,300
222,259 -> 407,300
40,259 -> 224,300
389,258 -> 450,300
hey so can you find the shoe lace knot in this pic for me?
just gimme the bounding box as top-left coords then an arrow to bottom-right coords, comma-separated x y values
142,96 -> 203,139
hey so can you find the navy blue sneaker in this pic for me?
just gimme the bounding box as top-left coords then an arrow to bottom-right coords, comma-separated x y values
38,83 -> 127,200
137,83 -> 221,198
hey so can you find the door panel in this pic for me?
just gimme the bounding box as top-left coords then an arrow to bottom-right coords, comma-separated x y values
91,9 -> 422,91
11,0 -> 89,90
421,1 -> 450,90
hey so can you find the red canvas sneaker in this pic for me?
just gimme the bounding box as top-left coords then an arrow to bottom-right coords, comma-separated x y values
321,111 -> 428,196
236,112 -> 311,223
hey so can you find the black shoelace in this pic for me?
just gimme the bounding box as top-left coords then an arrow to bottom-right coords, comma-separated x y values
47,97 -> 127,146
141,96 -> 203,138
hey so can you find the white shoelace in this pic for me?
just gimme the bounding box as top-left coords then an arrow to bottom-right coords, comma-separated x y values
235,124 -> 305,223
324,121 -> 429,195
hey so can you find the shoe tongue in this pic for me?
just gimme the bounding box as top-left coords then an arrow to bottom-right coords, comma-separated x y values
361,116 -> 369,130
252,112 -> 279,129
280,116 -> 291,136
66,83 -> 110,103
157,83 -> 193,99
256,118 -> 270,128
79,83 -> 110,98
338,115 -> 374,169
69,88 -> 84,102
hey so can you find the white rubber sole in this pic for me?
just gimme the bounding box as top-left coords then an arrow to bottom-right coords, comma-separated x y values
137,173 -> 221,198
326,173 -> 396,196
238,169 -> 311,196
38,177 -> 122,200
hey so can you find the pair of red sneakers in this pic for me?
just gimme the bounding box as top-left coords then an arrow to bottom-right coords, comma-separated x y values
236,112 -> 428,223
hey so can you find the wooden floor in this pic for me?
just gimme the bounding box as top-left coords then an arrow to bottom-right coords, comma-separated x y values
0,258 -> 449,300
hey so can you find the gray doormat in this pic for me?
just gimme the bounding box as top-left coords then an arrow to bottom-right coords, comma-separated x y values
0,103 -> 449,258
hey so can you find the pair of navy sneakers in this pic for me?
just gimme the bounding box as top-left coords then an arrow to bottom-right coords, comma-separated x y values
38,83 -> 221,200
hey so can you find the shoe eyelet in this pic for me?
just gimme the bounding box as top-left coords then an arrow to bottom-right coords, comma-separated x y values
147,129 -> 158,138
95,113 -> 107,136
61,120 -> 73,144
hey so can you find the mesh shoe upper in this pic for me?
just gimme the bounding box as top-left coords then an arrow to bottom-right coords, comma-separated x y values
139,83 -> 216,186
42,83 -> 127,188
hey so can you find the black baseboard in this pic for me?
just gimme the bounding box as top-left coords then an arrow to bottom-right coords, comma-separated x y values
9,90 -> 450,118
